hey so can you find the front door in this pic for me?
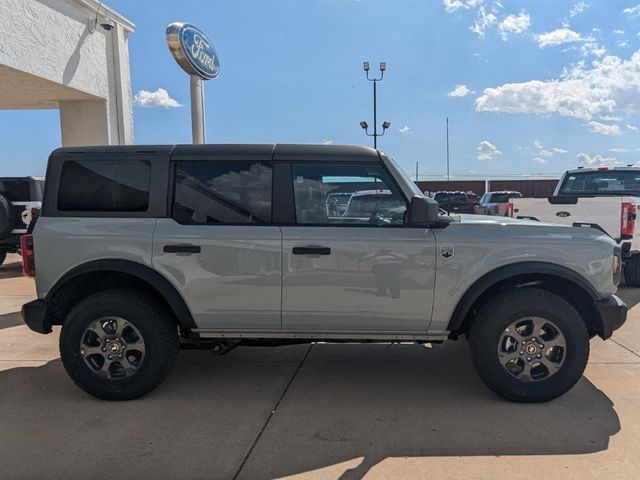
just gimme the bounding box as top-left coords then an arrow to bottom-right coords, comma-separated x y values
281,161 -> 436,333
152,158 -> 281,331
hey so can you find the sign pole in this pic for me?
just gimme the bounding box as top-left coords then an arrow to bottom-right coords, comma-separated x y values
190,75 -> 206,144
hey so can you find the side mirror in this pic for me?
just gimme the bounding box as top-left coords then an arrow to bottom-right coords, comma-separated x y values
408,195 -> 440,226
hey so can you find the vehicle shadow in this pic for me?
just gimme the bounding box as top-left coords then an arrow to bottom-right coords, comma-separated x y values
235,341 -> 621,479
0,259 -> 23,279
617,286 -> 640,310
0,311 -> 23,330
0,342 -> 621,480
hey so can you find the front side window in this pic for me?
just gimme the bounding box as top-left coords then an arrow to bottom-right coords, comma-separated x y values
58,160 -> 150,212
292,163 -> 407,225
173,161 -> 272,224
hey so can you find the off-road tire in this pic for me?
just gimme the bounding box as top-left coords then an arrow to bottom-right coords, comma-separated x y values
624,254 -> 640,287
60,289 -> 179,400
469,288 -> 590,403
0,194 -> 17,239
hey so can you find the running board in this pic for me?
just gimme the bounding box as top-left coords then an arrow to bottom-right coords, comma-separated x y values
190,329 -> 449,342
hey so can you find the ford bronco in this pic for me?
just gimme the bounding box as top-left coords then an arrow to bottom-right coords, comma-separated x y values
21,144 -> 627,402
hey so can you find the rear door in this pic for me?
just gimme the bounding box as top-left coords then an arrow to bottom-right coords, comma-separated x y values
152,148 -> 282,331
278,159 -> 436,334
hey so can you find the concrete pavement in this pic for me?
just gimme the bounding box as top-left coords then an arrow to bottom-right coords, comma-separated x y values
1,253 -> 639,479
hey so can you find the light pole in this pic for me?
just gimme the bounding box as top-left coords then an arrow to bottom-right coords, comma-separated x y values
360,61 -> 390,149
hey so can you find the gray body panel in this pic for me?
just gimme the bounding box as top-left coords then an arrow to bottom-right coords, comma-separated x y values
281,226 -> 436,333
33,217 -> 156,299
152,220 -> 281,330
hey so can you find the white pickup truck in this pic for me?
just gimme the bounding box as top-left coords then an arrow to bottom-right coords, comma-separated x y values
511,166 -> 640,286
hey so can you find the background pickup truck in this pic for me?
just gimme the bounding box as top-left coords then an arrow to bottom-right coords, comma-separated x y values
511,166 -> 640,285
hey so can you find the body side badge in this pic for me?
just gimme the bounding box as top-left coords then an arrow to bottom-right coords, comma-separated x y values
440,246 -> 454,259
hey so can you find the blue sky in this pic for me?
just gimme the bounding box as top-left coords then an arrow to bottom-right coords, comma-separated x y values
2,0 -> 640,178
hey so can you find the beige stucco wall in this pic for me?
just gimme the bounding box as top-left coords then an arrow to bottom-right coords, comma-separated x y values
0,0 -> 135,145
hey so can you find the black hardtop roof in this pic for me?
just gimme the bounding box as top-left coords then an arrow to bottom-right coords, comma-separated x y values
50,143 -> 380,159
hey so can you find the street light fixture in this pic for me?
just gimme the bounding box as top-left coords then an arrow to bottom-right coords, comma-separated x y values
360,60 -> 390,149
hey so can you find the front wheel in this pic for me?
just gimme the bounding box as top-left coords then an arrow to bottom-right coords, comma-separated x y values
60,289 -> 179,400
469,288 -> 589,403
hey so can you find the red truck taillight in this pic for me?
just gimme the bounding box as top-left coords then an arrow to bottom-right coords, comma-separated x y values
505,202 -> 514,217
621,202 -> 637,239
20,234 -> 36,278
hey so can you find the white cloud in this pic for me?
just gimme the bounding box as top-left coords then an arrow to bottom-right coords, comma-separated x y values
531,140 -> 567,162
476,50 -> 640,121
443,0 -> 483,12
600,114 -> 623,122
613,29 -> 626,35
498,11 -> 530,40
533,140 -> 544,150
618,41 -> 629,48
134,88 -> 181,108
398,125 -> 411,133
628,124 -> 639,131
610,148 -> 631,153
470,6 -> 497,37
587,121 -> 621,136
582,42 -> 607,57
577,152 -> 619,166
623,4 -> 640,16
477,140 -> 502,161
536,28 -> 591,47
448,84 -> 475,97
569,1 -> 588,17
534,157 -> 549,165
321,139 -> 333,145
553,147 -> 568,154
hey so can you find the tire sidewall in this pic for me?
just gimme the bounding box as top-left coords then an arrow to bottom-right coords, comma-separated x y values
471,290 -> 589,402
60,291 -> 176,400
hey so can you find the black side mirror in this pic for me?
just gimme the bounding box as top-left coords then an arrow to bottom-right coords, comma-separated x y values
408,195 -> 440,226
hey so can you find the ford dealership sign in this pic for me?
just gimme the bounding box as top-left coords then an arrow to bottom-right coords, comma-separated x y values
166,22 -> 220,80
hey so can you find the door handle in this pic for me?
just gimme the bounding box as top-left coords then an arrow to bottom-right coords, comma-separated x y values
163,244 -> 201,254
292,246 -> 331,256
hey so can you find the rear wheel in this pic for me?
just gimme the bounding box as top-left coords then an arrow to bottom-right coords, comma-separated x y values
0,194 -> 17,239
60,289 -> 179,400
624,253 -> 640,287
469,288 -> 589,403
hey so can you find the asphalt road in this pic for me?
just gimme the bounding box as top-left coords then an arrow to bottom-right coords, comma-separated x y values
1,253 -> 639,479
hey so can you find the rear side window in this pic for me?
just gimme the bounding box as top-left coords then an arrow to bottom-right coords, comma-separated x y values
0,179 -> 30,202
172,161 -> 272,224
57,160 -> 151,212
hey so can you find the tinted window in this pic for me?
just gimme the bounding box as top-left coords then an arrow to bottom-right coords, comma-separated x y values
292,163 -> 407,225
491,192 -> 521,203
434,193 -> 467,204
0,179 -> 30,202
58,160 -> 150,212
173,161 -> 272,224
558,171 -> 640,195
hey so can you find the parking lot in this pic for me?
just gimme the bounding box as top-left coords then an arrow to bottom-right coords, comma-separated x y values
0,253 -> 639,480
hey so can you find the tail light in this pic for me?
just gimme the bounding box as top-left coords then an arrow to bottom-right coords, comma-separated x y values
505,202 -> 514,217
621,202 -> 636,239
20,234 -> 36,278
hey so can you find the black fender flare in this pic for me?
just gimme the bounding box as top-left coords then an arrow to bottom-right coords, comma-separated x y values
447,261 -> 601,333
47,259 -> 197,329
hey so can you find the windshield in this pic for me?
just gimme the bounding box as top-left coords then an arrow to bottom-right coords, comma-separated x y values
558,171 -> 640,196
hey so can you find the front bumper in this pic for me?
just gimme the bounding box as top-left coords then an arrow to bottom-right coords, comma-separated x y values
21,299 -> 52,334
594,294 -> 627,340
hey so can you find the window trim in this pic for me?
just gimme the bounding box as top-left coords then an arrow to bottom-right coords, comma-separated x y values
169,159 -> 275,226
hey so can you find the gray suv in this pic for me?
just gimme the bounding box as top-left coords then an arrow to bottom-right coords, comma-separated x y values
21,144 -> 627,402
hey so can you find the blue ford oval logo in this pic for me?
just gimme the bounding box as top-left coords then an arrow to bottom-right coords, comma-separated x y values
166,22 -> 220,80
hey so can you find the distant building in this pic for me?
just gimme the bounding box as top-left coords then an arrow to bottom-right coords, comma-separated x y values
0,0 -> 134,146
